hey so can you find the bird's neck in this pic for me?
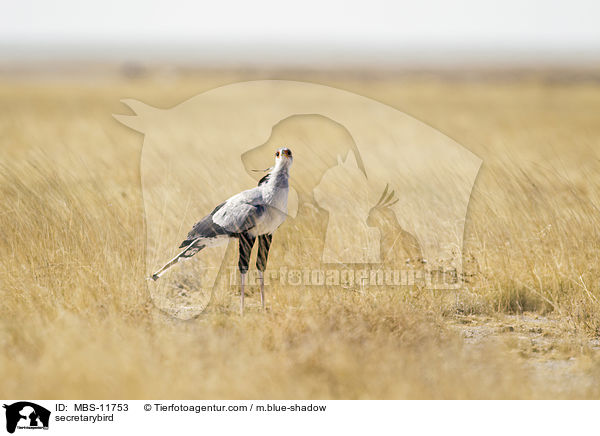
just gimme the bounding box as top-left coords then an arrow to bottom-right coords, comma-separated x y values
267,165 -> 289,190
262,165 -> 289,212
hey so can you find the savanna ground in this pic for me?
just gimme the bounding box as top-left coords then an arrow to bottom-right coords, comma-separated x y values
1,67 -> 600,398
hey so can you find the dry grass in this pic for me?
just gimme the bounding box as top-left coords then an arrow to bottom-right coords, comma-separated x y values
1,70 -> 600,398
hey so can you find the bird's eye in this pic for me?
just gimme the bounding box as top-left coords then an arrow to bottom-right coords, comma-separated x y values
276,151 -> 280,157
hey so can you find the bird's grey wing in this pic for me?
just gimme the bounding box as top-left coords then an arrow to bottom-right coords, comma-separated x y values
212,200 -> 266,233
212,189 -> 266,233
179,202 -> 230,248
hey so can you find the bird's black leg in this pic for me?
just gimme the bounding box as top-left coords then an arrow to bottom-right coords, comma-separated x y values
238,232 -> 256,315
256,234 -> 272,309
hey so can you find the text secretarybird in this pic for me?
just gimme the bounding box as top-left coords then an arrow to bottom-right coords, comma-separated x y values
151,148 -> 293,314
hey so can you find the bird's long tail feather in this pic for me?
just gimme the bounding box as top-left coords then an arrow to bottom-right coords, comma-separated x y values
151,238 -> 204,281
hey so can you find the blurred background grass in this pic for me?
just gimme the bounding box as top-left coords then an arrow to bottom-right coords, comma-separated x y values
1,68 -> 600,398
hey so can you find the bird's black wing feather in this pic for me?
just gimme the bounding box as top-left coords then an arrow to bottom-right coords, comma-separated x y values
179,202 -> 230,248
258,173 -> 270,186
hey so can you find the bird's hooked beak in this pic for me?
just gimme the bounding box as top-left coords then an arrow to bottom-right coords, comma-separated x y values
250,148 -> 292,172
275,147 -> 293,167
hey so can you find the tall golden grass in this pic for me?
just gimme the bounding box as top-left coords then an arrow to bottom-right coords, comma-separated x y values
1,71 -> 600,398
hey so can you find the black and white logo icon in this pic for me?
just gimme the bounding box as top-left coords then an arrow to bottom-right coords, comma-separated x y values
3,402 -> 50,434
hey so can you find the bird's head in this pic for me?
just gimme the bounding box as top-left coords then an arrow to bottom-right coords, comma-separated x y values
274,147 -> 293,169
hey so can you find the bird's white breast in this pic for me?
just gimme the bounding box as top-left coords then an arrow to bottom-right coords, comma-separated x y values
250,185 -> 288,236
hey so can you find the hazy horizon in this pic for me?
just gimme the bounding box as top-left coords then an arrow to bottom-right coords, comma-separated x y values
2,0 -> 599,69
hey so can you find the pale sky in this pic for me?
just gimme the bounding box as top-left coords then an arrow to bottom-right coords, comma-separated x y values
1,0 -> 599,66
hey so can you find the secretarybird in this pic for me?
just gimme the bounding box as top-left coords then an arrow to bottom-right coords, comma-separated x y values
151,147 -> 293,314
